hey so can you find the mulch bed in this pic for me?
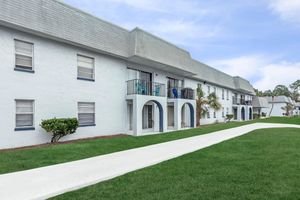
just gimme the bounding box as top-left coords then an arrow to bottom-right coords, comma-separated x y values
0,134 -> 128,152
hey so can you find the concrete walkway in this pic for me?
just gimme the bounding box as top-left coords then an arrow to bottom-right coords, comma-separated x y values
1,123 -> 300,200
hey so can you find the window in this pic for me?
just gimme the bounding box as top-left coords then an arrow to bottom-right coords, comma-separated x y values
226,107 -> 229,115
15,40 -> 34,72
222,89 -> 225,100
222,107 -> 225,117
15,100 -> 34,130
207,111 -> 210,119
207,86 -> 211,94
77,55 -> 95,81
213,111 -> 216,118
227,90 -> 229,100
78,102 -> 95,126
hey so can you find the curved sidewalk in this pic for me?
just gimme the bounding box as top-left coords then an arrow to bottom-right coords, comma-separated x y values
1,123 -> 300,200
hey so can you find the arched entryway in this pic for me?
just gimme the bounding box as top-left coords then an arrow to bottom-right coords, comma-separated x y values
181,103 -> 195,128
241,107 -> 245,121
142,100 -> 163,132
249,107 -> 253,120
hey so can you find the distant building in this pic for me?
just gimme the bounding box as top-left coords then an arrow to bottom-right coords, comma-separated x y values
252,97 -> 269,116
263,96 -> 294,116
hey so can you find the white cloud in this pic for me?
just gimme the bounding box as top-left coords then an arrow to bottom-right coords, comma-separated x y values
136,19 -> 220,46
254,61 -> 300,90
208,55 -> 300,91
268,0 -> 300,25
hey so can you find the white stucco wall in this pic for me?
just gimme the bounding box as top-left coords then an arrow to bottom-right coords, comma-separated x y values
0,27 -> 128,149
266,103 -> 287,117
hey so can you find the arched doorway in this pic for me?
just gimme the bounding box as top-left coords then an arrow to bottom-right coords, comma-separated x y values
142,100 -> 163,132
249,107 -> 252,120
241,107 -> 245,121
181,103 -> 195,128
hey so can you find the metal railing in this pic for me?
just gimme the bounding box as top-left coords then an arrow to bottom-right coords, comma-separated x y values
168,87 -> 195,100
232,97 -> 252,105
127,79 -> 166,97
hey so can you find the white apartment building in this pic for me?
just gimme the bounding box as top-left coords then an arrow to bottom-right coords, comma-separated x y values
0,0 -> 255,149
263,96 -> 296,117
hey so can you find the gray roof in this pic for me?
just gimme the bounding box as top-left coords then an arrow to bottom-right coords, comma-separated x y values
267,96 -> 293,104
0,0 -> 254,94
252,97 -> 269,108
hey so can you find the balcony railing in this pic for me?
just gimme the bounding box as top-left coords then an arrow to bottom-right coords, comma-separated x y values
127,79 -> 166,97
168,87 -> 195,100
232,97 -> 252,105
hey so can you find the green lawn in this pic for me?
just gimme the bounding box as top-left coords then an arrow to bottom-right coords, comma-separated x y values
0,117 -> 298,174
53,128 -> 300,200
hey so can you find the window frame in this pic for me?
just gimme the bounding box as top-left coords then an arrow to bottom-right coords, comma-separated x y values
77,54 -> 95,81
14,39 -> 34,73
222,89 -> 225,100
226,90 -> 229,100
78,102 -> 96,127
15,99 -> 35,131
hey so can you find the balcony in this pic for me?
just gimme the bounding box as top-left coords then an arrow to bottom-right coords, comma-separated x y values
168,87 -> 195,100
127,79 -> 166,97
232,97 -> 252,105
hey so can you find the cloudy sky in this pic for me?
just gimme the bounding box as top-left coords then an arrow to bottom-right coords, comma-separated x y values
63,0 -> 300,91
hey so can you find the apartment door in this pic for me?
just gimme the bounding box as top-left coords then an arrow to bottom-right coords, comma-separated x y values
140,71 -> 152,95
142,105 -> 153,129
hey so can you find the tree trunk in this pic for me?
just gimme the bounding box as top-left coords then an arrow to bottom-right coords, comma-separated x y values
269,96 -> 274,117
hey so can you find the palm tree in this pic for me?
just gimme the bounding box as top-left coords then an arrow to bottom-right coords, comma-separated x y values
196,85 -> 221,126
281,103 -> 294,116
269,94 -> 275,117
207,92 -> 222,111
196,86 -> 207,127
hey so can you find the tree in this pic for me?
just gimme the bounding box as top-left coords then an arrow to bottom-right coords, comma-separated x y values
281,104 -> 294,116
263,90 -> 273,97
196,85 -> 221,126
290,80 -> 300,102
268,91 -> 275,117
40,118 -> 79,143
207,92 -> 222,111
273,85 -> 290,97
254,89 -> 264,97
196,85 -> 208,127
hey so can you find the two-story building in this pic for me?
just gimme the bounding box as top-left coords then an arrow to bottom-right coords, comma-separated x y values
0,0 -> 255,149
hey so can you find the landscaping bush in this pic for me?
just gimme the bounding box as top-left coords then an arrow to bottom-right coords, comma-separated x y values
225,114 -> 234,122
40,118 -> 79,143
253,113 -> 261,119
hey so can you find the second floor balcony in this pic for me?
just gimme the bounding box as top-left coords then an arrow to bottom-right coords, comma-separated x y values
168,87 -> 195,100
127,79 -> 166,97
232,97 -> 252,105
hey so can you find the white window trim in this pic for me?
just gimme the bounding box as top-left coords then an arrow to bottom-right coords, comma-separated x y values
14,39 -> 34,71
77,54 -> 95,81
15,99 -> 35,130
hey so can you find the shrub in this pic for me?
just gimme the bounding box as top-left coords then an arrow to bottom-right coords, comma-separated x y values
253,113 -> 261,119
226,114 -> 234,122
40,118 -> 79,143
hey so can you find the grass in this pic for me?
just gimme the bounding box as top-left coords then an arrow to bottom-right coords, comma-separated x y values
53,128 -> 300,200
0,117 -> 298,174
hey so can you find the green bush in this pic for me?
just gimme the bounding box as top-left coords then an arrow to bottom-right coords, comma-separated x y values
226,114 -> 234,122
40,118 -> 79,143
253,113 -> 261,119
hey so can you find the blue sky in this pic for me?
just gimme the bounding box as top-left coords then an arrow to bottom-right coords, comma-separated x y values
63,0 -> 300,91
